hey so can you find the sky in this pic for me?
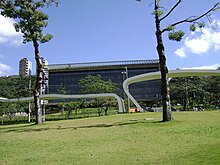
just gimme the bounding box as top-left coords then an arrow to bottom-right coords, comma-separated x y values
0,0 -> 220,76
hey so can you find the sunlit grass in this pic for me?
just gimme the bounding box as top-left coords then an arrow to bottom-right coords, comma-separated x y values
1,111 -> 220,165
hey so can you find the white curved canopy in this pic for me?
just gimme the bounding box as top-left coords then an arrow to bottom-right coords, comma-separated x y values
123,69 -> 220,112
0,93 -> 125,113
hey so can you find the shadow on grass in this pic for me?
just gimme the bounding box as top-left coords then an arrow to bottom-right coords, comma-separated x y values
1,119 -> 163,133
0,123 -> 35,130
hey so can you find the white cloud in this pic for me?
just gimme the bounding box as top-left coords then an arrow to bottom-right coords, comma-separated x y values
182,64 -> 220,70
212,32 -> 220,51
175,48 -> 186,58
0,63 -> 11,75
175,19 -> 220,58
0,15 -> 23,46
184,33 -> 211,54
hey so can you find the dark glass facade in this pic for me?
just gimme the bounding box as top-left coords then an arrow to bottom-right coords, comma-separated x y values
48,60 -> 161,102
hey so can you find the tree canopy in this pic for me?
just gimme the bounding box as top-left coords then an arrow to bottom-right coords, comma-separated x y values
0,0 -> 53,44
79,75 -> 118,94
170,76 -> 220,110
79,75 -> 118,115
0,76 -> 36,116
0,76 -> 35,98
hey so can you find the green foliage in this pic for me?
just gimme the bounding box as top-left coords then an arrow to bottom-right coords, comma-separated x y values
189,22 -> 205,32
166,25 -> 175,31
79,75 -> 118,115
170,76 -> 220,110
198,22 -> 205,28
0,76 -> 35,98
0,76 -> 35,115
79,75 -> 118,94
211,5 -> 219,11
152,9 -> 164,17
168,30 -> 185,42
189,24 -> 197,31
0,0 -> 53,44
60,101 -> 81,118
40,34 -> 53,43
0,103 -> 12,116
43,0 -> 60,6
57,85 -> 67,95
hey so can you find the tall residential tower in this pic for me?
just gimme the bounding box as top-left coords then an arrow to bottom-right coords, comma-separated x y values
19,58 -> 32,76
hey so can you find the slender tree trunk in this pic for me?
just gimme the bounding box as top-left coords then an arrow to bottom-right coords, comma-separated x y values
155,1 -> 172,121
74,109 -> 77,118
183,98 -> 187,111
33,39 -> 43,124
104,106 -> 108,115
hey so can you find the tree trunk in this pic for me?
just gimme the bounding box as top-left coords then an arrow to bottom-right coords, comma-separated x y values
33,39 -> 43,124
104,106 -> 108,115
183,98 -> 187,111
74,109 -> 77,118
155,1 -> 172,121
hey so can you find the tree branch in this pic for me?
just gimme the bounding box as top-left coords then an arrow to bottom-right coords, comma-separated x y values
162,2 -> 220,33
160,0 -> 182,22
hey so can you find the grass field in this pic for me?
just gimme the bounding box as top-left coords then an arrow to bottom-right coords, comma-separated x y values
1,111 -> 220,165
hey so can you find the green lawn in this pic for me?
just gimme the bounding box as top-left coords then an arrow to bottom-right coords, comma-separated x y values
1,111 -> 220,165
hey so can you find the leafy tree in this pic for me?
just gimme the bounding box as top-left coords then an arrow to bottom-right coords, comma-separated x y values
0,0 -> 56,124
137,0 -> 219,121
0,102 -> 11,117
204,76 -> 220,107
170,76 -> 220,110
79,75 -> 118,94
170,76 -> 210,110
79,75 -> 118,115
170,77 -> 187,110
187,77 -> 210,109
0,76 -> 36,117
100,98 -> 116,115
56,85 -> 82,118
0,76 -> 35,98
66,101 -> 80,118
56,84 -> 67,115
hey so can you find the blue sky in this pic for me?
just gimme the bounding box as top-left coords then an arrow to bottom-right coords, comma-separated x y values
0,0 -> 220,76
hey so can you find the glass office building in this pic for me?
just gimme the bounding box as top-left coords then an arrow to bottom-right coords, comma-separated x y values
47,59 -> 161,103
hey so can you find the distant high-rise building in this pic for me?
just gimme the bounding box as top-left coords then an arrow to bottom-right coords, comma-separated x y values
19,58 -> 32,76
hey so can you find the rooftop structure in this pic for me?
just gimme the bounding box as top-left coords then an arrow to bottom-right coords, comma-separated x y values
48,59 -> 159,71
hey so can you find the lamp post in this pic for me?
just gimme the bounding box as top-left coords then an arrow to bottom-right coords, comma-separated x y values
122,66 -> 130,112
